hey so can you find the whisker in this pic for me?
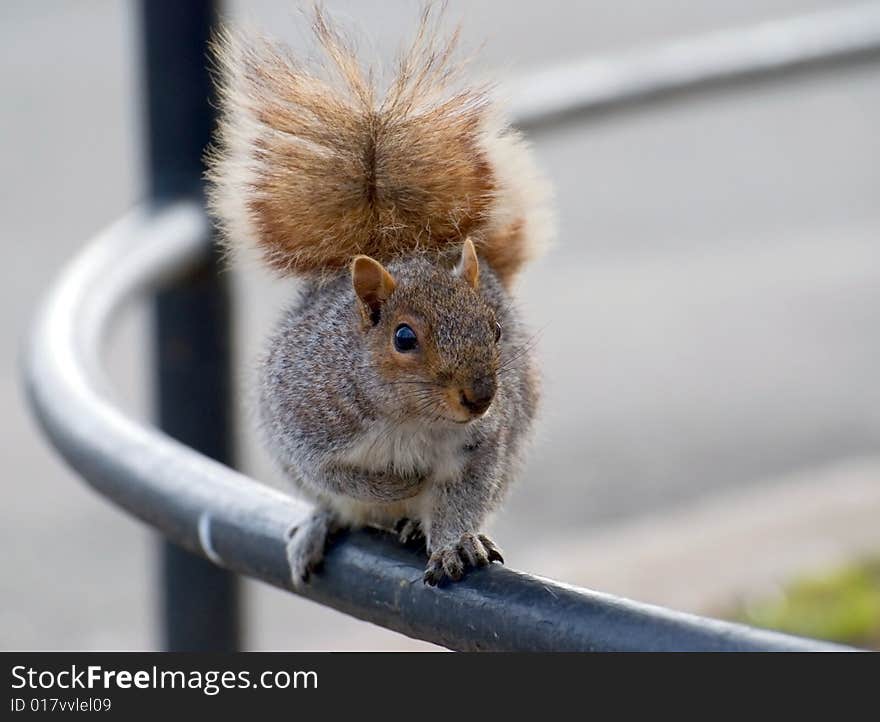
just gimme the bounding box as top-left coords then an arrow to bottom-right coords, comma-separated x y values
497,328 -> 545,372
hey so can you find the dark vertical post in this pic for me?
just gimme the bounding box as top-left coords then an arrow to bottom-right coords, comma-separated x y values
140,0 -> 241,651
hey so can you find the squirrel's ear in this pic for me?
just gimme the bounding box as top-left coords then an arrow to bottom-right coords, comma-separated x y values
351,255 -> 396,325
454,237 -> 480,290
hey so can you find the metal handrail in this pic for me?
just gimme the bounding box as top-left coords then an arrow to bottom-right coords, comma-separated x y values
24,5 -> 880,651
22,202 -> 851,651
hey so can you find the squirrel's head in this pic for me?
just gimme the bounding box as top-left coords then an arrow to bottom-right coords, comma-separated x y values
352,239 -> 501,424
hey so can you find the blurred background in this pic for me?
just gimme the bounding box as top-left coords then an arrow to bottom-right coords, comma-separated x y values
3,0 -> 879,650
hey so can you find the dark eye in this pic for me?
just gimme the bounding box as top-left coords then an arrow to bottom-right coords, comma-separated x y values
394,324 -> 419,352
494,322 -> 503,343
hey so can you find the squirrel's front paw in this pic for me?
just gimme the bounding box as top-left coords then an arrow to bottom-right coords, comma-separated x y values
423,533 -> 504,586
286,509 -> 340,589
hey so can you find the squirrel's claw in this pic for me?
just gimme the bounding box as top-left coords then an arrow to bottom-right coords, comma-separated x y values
424,548 -> 464,586
423,532 -> 504,586
286,509 -> 340,590
479,534 -> 505,565
394,517 -> 426,547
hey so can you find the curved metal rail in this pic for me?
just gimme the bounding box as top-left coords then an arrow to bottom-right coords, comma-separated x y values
23,202 -> 852,651
25,4 -> 880,650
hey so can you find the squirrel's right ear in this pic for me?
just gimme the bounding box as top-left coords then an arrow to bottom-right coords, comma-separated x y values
351,256 -> 397,325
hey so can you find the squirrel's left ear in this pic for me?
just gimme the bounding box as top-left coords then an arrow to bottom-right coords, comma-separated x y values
352,255 -> 396,325
454,237 -> 479,290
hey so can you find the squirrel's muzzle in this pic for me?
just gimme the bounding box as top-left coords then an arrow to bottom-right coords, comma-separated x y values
458,376 -> 496,417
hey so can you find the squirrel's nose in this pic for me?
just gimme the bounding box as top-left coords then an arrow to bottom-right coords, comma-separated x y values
459,377 -> 496,416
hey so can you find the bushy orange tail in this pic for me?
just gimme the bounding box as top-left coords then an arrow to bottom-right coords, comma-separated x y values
206,5 -> 553,285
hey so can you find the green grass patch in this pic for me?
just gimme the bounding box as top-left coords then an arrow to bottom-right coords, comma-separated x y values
732,558 -> 880,649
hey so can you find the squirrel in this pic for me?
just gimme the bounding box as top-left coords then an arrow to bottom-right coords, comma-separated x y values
206,6 -> 554,587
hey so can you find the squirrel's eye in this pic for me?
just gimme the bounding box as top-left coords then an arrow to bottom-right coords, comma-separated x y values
394,324 -> 419,352
494,322 -> 503,343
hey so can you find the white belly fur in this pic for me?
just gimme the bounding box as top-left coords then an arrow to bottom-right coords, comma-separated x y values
331,420 -> 468,526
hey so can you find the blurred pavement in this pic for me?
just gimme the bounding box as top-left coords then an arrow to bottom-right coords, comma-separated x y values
2,0 -> 878,650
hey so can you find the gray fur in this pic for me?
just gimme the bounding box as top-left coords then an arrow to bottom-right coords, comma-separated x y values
286,508 -> 341,589
260,255 -> 539,586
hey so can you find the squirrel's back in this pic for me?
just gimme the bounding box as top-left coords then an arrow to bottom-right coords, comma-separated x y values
206,6 -> 553,285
